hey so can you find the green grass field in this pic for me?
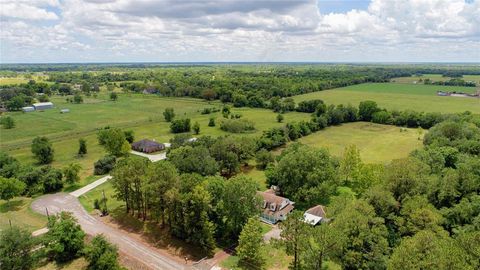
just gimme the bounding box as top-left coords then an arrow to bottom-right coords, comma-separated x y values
0,75 -> 50,85
294,83 -> 480,114
0,197 -> 47,232
2,93 -> 310,178
297,122 -> 423,163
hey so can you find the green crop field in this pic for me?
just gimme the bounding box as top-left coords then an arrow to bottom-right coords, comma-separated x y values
297,122 -> 423,163
294,83 -> 480,114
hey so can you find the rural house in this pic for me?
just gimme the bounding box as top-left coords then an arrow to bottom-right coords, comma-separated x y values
258,188 -> 294,224
304,205 -> 328,226
131,139 -> 165,153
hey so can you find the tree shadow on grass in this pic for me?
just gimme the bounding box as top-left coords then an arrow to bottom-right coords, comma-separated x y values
0,199 -> 25,213
109,206 -> 207,261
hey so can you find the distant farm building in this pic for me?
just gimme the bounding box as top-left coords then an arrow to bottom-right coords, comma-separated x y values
33,102 -> 54,110
437,91 -> 479,98
131,139 -> 165,153
22,106 -> 35,112
304,205 -> 328,226
258,188 -> 294,224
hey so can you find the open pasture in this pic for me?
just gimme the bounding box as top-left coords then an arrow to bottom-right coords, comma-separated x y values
294,83 -> 480,114
297,122 -> 423,163
2,94 -> 310,177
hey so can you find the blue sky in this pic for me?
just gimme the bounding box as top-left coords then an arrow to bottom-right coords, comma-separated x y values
1,0 -> 479,63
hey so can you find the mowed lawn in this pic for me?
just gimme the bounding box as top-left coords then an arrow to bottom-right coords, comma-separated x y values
0,197 -> 47,232
297,122 -> 423,163
294,83 -> 480,114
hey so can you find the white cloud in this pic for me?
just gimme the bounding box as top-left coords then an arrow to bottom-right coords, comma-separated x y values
1,0 -> 479,62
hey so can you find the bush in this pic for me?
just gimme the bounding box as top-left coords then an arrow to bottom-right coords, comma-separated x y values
372,111 -> 392,124
220,119 -> 255,133
170,118 -> 191,133
255,149 -> 274,169
31,136 -> 54,164
94,155 -> 116,175
0,116 -> 15,129
124,130 -> 134,143
208,117 -> 216,127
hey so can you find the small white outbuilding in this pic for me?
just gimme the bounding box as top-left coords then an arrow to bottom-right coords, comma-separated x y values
32,102 -> 54,110
22,106 -> 35,112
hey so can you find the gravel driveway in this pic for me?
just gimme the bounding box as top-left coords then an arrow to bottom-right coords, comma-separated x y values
31,193 -> 186,270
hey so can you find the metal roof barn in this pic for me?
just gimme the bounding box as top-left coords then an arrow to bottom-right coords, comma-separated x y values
33,102 -> 54,110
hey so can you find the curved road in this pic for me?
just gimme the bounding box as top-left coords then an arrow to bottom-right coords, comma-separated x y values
31,193 -> 186,270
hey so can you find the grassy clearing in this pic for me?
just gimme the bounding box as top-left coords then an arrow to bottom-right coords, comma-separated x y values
297,122 -> 423,164
36,258 -> 88,270
0,75 -> 50,85
220,242 -> 291,270
79,181 -> 121,213
0,197 -> 47,232
294,83 -> 480,114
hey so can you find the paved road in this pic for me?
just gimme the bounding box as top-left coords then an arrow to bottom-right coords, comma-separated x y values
129,150 -> 167,162
31,193 -> 186,270
70,175 -> 113,197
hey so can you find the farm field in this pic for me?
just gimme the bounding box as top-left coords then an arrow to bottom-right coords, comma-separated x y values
293,83 -> 480,114
297,122 -> 423,163
392,74 -> 480,84
0,75 -> 50,85
1,93 -> 310,178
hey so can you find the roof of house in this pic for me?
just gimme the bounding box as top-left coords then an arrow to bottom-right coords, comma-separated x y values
131,139 -> 164,148
304,205 -> 327,225
258,190 -> 294,219
33,102 -> 53,106
306,205 -> 327,218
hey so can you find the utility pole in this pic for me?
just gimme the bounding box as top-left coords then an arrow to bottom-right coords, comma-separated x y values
102,189 -> 108,214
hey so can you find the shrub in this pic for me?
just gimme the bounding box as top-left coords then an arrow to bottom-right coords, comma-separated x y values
94,155 -> 116,175
0,116 -> 15,129
220,119 -> 255,133
208,117 -> 216,127
170,118 -> 191,133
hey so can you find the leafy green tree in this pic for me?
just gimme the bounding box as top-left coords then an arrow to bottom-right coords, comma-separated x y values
255,149 -> 274,169
0,151 -> 20,178
63,163 -> 81,184
222,175 -> 260,239
280,211 -> 309,270
97,128 -> 130,156
6,95 -> 25,111
168,146 -> 218,176
0,226 -> 38,270
78,138 -> 87,156
0,177 -> 25,203
45,212 -> 85,263
302,224 -> 345,270
124,130 -> 134,143
170,118 -> 191,133
266,144 -> 337,207
109,92 -> 118,101
163,107 -> 175,122
94,155 -> 116,175
84,234 -> 121,270
339,144 -> 362,186
193,121 -> 200,135
183,185 -> 216,255
332,199 -> 389,270
388,230 -> 471,270
0,116 -> 15,129
358,100 -> 379,121
208,117 -> 215,127
384,157 -> 429,201
31,136 -> 54,164
236,217 -> 266,269
456,231 -> 480,269
73,93 -> 83,104
276,113 -> 284,123
397,195 -> 444,237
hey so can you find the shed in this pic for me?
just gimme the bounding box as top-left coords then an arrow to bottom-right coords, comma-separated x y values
22,106 -> 35,112
33,102 -> 54,110
131,139 -> 165,153
60,109 -> 70,113
304,205 -> 328,226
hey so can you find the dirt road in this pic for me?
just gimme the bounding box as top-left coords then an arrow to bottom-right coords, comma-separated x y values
31,193 -> 187,270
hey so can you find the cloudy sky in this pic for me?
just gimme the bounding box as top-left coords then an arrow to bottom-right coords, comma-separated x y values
1,0 -> 479,63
